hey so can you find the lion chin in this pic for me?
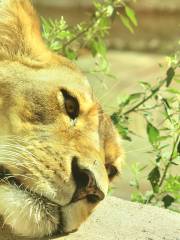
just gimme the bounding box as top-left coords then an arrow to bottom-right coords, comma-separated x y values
0,0 -> 124,238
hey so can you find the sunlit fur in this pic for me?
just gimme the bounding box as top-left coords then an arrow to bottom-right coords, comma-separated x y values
0,0 -> 124,238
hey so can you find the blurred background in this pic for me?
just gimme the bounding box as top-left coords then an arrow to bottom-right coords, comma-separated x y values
33,0 -> 180,200
34,0 -> 180,54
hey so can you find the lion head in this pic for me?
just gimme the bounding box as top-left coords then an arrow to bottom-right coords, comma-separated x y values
0,0 -> 124,238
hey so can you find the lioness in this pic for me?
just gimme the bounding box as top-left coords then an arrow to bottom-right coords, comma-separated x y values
0,0 -> 124,238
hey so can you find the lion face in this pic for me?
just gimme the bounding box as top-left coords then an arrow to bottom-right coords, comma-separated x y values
0,0 -> 124,238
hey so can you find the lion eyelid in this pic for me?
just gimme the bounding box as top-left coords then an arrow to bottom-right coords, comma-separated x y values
60,89 -> 80,120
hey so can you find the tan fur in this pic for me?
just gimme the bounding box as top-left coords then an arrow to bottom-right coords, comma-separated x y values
0,0 -> 124,238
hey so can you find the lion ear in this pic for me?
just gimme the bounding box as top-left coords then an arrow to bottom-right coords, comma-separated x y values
100,112 -> 124,181
0,0 -> 51,64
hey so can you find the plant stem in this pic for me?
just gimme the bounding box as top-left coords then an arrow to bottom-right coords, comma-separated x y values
147,134 -> 179,204
120,65 -> 178,116
62,2 -> 124,52
122,79 -> 166,116
62,24 -> 93,50
62,7 -> 108,51
158,135 -> 179,187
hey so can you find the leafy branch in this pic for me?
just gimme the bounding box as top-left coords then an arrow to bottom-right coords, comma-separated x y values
111,53 -> 180,209
42,0 -> 138,61
111,63 -> 178,139
41,0 -> 180,211
121,67 -> 176,116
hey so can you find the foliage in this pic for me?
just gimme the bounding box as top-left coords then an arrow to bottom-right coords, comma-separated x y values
112,57 -> 180,210
42,0 -> 137,71
41,0 -> 180,211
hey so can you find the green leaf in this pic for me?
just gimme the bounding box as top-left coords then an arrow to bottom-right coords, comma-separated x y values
177,141 -> 180,154
125,6 -> 138,27
119,14 -> 134,34
167,88 -> 180,95
171,162 -> 179,166
174,78 -> 180,83
41,17 -> 51,32
140,81 -> 151,89
148,167 -> 160,191
106,5 -> 114,17
128,93 -> 143,101
163,176 -> 180,194
162,98 -> 171,109
111,113 -> 120,125
90,39 -> 107,58
64,48 -> 77,60
118,93 -> 143,107
117,124 -> 132,141
118,95 -> 131,107
158,144 -> 169,150
147,122 -> 160,145
157,135 -> 171,141
50,41 -> 61,51
130,179 -> 139,188
155,156 -> 161,163
140,165 -> 148,171
57,30 -> 71,40
111,113 -> 131,141
162,194 -> 175,208
131,191 -> 146,204
166,67 -> 175,87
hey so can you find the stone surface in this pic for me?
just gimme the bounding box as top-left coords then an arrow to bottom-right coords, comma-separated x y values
1,197 -> 180,240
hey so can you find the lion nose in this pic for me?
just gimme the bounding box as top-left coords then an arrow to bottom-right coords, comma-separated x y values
71,158 -> 105,203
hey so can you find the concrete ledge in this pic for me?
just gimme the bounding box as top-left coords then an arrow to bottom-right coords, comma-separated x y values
1,196 -> 180,240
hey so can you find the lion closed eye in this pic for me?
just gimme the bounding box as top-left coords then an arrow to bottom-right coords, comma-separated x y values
0,0 -> 124,238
